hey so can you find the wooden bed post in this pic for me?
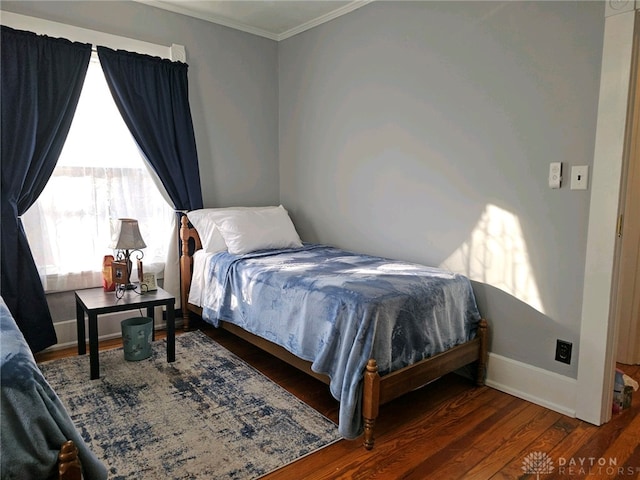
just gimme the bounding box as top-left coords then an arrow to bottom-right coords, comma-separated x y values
476,319 -> 489,386
58,440 -> 81,480
362,359 -> 380,450
180,215 -> 191,331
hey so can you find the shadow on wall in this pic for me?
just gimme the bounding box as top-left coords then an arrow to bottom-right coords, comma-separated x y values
471,280 -> 577,376
440,203 -> 544,315
439,203 -> 580,376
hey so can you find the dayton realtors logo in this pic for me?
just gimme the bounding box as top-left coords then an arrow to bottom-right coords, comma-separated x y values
522,452 -> 554,479
522,452 -> 640,478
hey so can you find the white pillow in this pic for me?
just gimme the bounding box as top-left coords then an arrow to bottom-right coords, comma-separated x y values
188,206 -> 274,253
214,205 -> 303,255
186,209 -> 228,253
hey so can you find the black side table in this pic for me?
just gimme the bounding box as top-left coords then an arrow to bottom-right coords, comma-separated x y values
75,286 -> 175,379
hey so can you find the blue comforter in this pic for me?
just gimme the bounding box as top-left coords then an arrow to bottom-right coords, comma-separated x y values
0,296 -> 107,480
201,244 -> 481,439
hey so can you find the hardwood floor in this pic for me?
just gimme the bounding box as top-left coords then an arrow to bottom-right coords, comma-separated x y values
36,324 -> 640,479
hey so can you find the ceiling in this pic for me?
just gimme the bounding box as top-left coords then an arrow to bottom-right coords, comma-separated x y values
132,0 -> 373,41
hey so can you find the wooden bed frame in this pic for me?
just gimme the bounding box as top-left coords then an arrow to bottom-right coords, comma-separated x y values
179,215 -> 489,449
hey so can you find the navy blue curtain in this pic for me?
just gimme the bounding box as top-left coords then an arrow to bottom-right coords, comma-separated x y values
96,47 -> 203,211
1,26 -> 91,352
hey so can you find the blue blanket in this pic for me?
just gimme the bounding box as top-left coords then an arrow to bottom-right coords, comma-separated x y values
201,244 -> 481,439
0,296 -> 107,480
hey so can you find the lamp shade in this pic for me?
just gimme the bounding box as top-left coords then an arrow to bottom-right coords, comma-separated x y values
110,218 -> 147,250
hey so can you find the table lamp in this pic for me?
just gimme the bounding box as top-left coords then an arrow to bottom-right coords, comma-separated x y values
110,218 -> 146,290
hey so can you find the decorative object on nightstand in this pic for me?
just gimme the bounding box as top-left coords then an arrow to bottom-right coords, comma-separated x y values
142,272 -> 158,292
110,218 -> 146,291
102,255 -> 116,291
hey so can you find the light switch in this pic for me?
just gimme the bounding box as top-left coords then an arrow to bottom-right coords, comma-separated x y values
549,162 -> 562,189
570,165 -> 589,190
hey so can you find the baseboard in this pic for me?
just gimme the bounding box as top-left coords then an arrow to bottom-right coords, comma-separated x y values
486,352 -> 577,418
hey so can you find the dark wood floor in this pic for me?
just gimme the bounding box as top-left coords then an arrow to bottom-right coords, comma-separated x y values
36,323 -> 640,480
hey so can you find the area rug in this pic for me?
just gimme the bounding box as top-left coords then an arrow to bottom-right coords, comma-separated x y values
39,331 -> 341,479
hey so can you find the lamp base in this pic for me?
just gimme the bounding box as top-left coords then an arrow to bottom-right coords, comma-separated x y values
123,283 -> 137,290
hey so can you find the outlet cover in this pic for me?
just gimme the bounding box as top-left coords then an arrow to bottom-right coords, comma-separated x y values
555,340 -> 572,364
570,165 -> 589,190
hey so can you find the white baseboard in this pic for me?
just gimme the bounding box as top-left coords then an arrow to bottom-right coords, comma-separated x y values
486,352 -> 577,418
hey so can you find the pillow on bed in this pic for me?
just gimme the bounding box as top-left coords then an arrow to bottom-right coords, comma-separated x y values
214,205 -> 303,255
188,206 -> 275,253
186,209 -> 228,253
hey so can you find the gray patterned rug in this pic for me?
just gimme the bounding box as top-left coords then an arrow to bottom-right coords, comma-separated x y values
39,331 -> 341,479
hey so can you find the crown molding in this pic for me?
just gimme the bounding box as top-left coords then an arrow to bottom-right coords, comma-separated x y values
132,0 -> 373,42
132,0 -> 279,40
277,1 -> 374,41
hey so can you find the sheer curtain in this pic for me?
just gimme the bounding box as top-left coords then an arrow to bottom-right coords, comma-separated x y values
23,54 -> 175,293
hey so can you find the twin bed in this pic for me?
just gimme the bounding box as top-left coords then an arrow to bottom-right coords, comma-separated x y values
179,205 -> 489,449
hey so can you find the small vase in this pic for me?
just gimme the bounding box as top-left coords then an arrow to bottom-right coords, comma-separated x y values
102,255 -> 116,291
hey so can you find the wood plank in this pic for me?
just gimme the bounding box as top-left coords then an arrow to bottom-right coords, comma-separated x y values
292,388 -> 509,480
620,443 -> 640,478
395,397 -> 528,479
592,409 -> 640,479
538,422 -> 605,480
489,416 -> 583,480
415,402 -> 548,479
459,407 -> 562,480
556,414 -> 632,466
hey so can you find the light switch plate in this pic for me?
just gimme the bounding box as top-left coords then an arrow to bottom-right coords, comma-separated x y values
570,165 -> 589,190
549,162 -> 562,189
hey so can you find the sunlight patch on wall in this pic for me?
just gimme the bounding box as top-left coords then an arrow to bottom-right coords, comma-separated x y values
440,204 -> 544,314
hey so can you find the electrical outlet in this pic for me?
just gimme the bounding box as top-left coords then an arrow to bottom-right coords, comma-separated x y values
570,165 -> 589,190
555,340 -> 572,364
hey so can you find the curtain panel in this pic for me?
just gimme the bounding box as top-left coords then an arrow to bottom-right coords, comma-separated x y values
1,26 -> 91,352
97,47 -> 203,306
96,47 -> 203,211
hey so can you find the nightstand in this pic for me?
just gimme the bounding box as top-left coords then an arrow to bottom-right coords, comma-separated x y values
75,286 -> 175,379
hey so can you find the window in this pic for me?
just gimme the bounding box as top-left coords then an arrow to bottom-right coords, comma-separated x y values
23,53 -> 175,292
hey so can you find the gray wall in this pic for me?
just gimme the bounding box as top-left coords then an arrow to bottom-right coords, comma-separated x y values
279,1 -> 605,377
1,0 -> 280,209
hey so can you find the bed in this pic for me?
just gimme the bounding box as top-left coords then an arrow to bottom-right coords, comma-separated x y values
0,296 -> 107,480
179,206 -> 489,449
